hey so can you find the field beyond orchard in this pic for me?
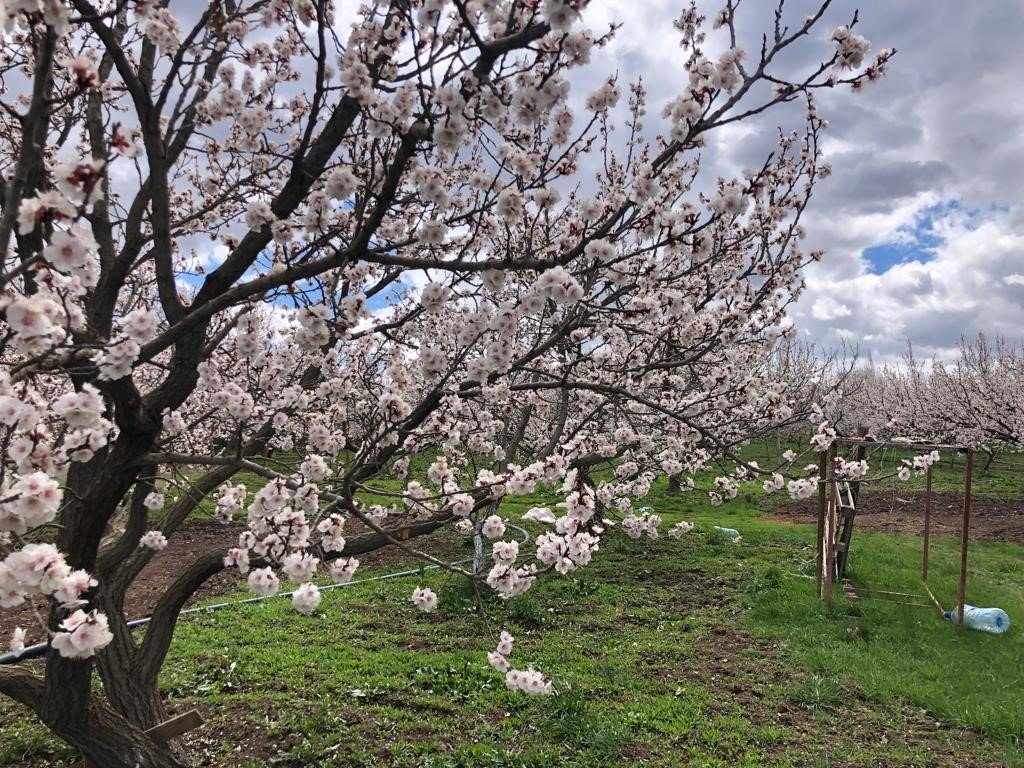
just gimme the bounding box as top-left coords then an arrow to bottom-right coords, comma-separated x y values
1,448 -> 1022,767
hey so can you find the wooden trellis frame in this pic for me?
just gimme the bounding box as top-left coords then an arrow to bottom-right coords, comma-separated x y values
815,438 -> 975,625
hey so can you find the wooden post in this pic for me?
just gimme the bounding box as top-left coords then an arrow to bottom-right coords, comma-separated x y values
815,449 -> 827,598
922,465 -> 933,580
824,445 -> 837,608
956,450 -> 973,625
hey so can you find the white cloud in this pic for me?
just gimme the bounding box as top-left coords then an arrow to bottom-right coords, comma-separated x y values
811,299 -> 852,321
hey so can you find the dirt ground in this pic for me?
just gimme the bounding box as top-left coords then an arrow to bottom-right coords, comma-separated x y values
769,491 -> 1024,546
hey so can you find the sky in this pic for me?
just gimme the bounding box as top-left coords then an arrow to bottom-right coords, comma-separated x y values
584,0 -> 1024,365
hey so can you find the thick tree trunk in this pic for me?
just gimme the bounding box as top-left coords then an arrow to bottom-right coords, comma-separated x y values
42,698 -> 187,768
98,661 -> 169,731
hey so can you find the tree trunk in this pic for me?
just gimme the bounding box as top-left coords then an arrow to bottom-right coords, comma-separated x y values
41,697 -> 187,768
982,449 -> 996,473
668,474 -> 682,494
98,663 -> 169,731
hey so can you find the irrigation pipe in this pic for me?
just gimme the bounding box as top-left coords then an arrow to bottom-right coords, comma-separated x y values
0,524 -> 530,666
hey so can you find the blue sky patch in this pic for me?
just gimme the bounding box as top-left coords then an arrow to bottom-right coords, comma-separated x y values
861,200 -> 969,274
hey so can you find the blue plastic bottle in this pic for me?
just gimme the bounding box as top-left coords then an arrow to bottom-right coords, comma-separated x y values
943,605 -> 1010,635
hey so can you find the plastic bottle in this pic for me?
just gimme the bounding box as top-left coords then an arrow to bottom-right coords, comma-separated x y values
712,526 -> 742,542
943,605 -> 1010,635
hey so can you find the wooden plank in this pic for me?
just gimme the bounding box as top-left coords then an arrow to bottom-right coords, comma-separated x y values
145,709 -> 204,743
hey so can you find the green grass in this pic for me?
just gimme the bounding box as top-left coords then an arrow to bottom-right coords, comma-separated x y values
2,461 -> 1022,767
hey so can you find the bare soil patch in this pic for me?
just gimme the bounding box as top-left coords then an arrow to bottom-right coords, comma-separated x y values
768,491 -> 1024,546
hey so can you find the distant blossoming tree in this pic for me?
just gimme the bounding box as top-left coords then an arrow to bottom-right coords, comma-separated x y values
878,335 -> 1024,457
0,1 -> 891,765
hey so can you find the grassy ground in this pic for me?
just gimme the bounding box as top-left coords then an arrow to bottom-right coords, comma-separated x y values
1,453 -> 1022,767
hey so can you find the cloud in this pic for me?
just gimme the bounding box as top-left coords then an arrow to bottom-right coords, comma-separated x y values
811,299 -> 852,321
793,209 -> 1024,363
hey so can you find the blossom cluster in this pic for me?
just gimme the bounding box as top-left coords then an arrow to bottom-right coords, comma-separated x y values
487,630 -> 552,695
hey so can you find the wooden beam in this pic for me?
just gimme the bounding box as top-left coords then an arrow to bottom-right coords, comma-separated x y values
145,709 -> 203,743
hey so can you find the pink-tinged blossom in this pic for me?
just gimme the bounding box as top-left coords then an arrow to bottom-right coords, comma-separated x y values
247,567 -> 280,597
762,473 -> 785,493
419,282 -> 450,313
51,610 -> 113,659
119,309 -> 161,343
53,384 -> 103,429
832,26 -> 870,70
667,521 -> 694,538
53,569 -> 97,607
480,515 -> 506,539
281,551 -> 319,582
325,167 -> 358,200
244,200 -> 274,230
43,226 -> 97,274
143,492 -> 165,511
223,548 -> 250,574
9,627 -> 26,657
0,472 -> 62,533
487,651 -> 509,672
411,585 -> 438,612
787,478 -> 817,500
504,668 -> 552,695
5,296 -> 61,344
139,531 -> 168,551
496,631 -> 514,657
810,422 -> 837,451
492,540 -> 519,563
328,557 -> 359,584
291,582 -> 321,615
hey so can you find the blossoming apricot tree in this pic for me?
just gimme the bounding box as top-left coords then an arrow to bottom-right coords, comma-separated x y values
0,1 -> 890,765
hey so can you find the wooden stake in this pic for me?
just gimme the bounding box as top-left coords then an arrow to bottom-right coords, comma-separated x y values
957,450 -> 973,625
815,449 -> 827,598
824,445 -> 837,608
923,465 -> 933,580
